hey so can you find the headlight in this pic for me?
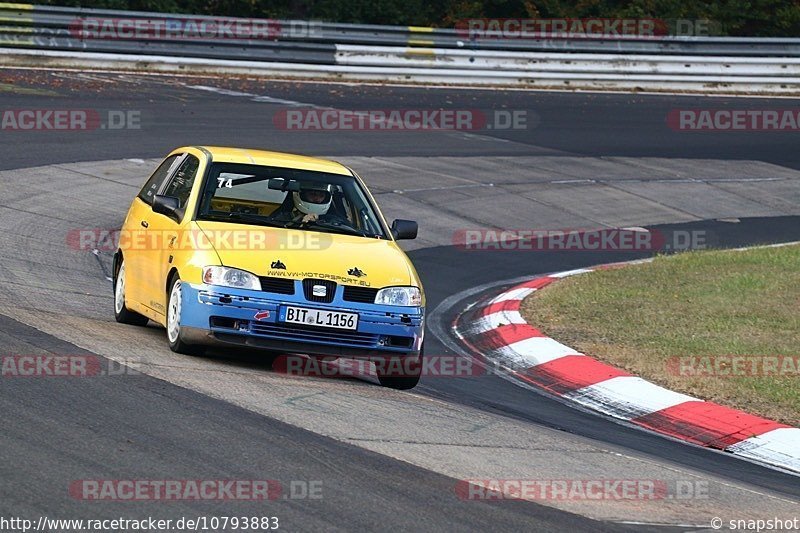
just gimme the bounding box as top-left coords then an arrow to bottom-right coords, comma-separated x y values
202,266 -> 261,290
374,286 -> 421,307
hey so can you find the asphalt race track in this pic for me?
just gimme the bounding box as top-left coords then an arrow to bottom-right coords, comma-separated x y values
1,70 -> 799,531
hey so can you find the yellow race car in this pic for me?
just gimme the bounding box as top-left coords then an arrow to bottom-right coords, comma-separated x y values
114,146 -> 424,389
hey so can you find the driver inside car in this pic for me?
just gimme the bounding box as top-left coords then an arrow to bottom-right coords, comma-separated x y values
272,183 -> 342,225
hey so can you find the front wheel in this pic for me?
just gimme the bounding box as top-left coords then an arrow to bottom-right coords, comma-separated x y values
376,345 -> 423,390
166,275 -> 204,356
114,259 -> 149,326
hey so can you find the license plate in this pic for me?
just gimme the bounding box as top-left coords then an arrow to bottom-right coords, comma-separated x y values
283,306 -> 358,330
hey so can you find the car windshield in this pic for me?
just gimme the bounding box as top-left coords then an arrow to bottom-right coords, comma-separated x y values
196,163 -> 388,239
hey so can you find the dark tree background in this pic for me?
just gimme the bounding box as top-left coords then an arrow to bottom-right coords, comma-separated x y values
40,0 -> 800,36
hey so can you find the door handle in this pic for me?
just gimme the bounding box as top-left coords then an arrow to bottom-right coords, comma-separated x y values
141,220 -> 149,228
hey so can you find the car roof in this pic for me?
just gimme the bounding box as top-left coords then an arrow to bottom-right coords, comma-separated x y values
189,146 -> 353,176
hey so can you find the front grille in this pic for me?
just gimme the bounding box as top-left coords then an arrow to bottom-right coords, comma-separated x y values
250,322 -> 379,347
302,278 -> 336,303
259,277 -> 295,295
343,285 -> 379,304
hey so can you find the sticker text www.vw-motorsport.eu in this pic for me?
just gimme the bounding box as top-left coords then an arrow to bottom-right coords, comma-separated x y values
266,270 -> 371,287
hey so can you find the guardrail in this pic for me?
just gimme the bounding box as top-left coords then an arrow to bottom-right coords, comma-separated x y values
1,3 -> 799,93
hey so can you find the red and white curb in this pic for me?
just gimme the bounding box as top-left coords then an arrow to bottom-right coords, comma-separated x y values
454,262 -> 800,475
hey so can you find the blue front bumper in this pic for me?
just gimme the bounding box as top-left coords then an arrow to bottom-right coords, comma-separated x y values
179,283 -> 424,357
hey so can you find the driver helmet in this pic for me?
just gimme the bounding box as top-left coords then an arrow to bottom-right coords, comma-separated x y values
293,183 -> 332,216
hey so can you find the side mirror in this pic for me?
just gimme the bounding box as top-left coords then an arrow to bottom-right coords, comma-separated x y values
153,195 -> 181,222
391,219 -> 418,240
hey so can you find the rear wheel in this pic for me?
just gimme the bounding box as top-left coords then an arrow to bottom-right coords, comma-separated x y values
376,344 -> 423,390
167,275 -> 204,356
114,260 -> 149,326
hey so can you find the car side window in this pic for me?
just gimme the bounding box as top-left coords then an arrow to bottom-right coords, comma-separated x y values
138,154 -> 181,206
162,154 -> 200,210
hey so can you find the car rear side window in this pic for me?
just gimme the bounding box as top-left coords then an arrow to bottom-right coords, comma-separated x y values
162,154 -> 200,210
138,154 -> 181,206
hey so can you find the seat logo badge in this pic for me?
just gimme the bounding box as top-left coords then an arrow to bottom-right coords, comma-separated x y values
312,285 -> 327,297
348,267 -> 366,277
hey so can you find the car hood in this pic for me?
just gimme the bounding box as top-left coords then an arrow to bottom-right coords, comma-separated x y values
195,221 -> 416,288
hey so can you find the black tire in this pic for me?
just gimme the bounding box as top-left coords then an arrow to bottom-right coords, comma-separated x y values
376,345 -> 423,390
166,274 -> 205,356
114,258 -> 149,326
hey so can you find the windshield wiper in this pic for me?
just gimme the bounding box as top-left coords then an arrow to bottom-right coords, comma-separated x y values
202,212 -> 285,228
309,221 -> 383,238
281,218 -> 367,236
